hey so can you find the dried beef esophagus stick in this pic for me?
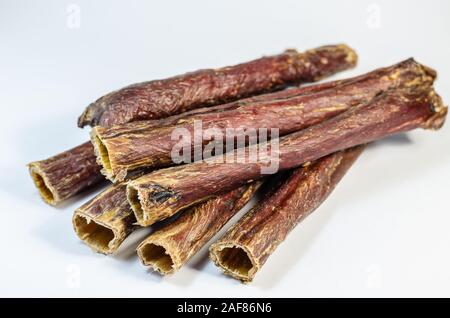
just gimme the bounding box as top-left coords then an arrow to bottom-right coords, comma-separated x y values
92,58 -> 434,182
127,84 -> 447,226
72,182 -> 134,254
209,146 -> 364,282
29,55 -> 356,206
78,45 -> 357,127
28,142 -> 103,206
136,182 -> 261,274
28,100 -> 270,206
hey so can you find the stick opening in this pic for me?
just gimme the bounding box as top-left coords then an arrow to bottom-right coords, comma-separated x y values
138,242 -> 175,274
214,246 -> 255,281
127,185 -> 145,223
73,214 -> 115,253
93,135 -> 112,173
29,167 -> 56,205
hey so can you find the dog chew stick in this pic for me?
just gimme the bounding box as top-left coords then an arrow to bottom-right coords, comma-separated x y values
92,58 -> 434,182
78,45 -> 357,127
127,85 -> 447,226
209,146 -> 364,282
72,182 -> 134,254
29,52 -> 358,206
69,66 -> 371,253
28,142 -> 103,206
29,99 -> 274,206
136,182 -> 261,275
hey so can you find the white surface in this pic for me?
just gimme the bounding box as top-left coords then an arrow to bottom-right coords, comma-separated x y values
0,0 -> 449,297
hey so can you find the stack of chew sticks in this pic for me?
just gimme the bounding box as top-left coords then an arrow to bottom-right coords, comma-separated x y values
28,44 -> 447,282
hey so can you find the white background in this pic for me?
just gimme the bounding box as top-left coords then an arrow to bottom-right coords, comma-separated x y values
0,0 -> 449,297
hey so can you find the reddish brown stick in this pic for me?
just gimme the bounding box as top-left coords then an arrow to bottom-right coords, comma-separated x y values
28,142 -> 103,205
137,182 -> 261,274
127,85 -> 447,226
29,95 -> 286,205
29,47 -> 357,205
92,58 -> 434,182
210,146 -> 364,282
78,45 -> 357,127
30,102 -> 266,205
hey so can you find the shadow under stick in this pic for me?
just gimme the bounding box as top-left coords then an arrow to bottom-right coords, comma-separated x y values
209,146 -> 364,282
137,182 -> 261,274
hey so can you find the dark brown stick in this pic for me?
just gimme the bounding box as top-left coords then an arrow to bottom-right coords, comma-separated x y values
136,182 -> 261,274
78,45 -> 357,127
127,84 -> 447,226
92,58 -> 434,182
72,182 -> 134,254
29,99 -> 272,206
28,142 -> 103,206
209,146 -> 364,282
29,49 -> 357,205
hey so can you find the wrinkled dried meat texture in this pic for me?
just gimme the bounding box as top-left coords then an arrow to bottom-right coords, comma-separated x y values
29,100 -> 261,205
209,146 -> 364,282
28,142 -> 103,205
72,182 -> 135,254
78,45 -> 357,127
92,58 -> 434,182
127,83 -> 447,226
136,182 -> 261,274
30,46 -> 356,204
